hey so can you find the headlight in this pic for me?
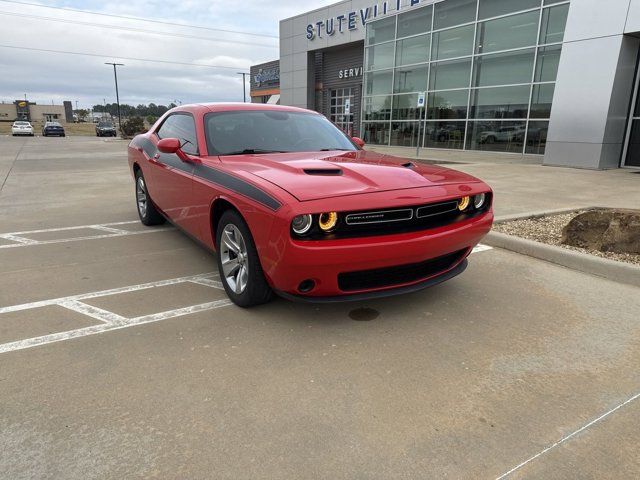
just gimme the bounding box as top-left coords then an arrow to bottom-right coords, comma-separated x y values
292,214 -> 313,235
318,212 -> 338,232
457,196 -> 470,211
474,193 -> 486,210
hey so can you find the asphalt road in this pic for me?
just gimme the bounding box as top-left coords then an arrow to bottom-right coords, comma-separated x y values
1,136 -> 639,479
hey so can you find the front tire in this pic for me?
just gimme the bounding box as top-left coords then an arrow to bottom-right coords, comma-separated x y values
134,170 -> 165,226
216,210 -> 273,308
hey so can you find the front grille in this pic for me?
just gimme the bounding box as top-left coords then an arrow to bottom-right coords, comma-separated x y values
337,249 -> 467,292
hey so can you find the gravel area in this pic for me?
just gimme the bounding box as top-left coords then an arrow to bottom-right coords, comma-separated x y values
494,210 -> 640,266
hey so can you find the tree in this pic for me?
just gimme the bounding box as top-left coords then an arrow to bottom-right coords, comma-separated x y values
121,116 -> 145,137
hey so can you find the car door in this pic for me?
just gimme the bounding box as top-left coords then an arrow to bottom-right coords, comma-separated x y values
147,113 -> 199,234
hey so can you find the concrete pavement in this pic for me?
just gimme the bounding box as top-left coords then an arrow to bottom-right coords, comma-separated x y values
1,136 -> 639,479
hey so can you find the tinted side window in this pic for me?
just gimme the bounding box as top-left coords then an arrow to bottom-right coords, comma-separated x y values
157,114 -> 199,155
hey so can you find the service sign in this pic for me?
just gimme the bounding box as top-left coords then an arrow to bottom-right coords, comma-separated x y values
306,0 -> 438,40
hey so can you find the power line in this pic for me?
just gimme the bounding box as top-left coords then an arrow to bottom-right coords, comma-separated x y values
0,11 -> 278,49
0,44 -> 251,70
0,0 -> 278,39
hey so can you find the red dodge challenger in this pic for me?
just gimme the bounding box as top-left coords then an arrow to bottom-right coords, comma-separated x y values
128,103 -> 493,307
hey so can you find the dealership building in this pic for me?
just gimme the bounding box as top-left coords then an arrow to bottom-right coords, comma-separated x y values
261,0 -> 640,169
0,100 -> 73,124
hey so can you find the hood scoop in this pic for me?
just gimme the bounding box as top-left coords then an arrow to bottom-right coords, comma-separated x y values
303,168 -> 343,176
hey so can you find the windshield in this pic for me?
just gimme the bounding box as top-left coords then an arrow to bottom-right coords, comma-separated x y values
98,122 -> 113,127
14,121 -> 29,126
204,110 -> 357,155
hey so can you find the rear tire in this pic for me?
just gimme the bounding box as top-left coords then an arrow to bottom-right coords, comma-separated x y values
134,170 -> 165,226
216,210 -> 273,308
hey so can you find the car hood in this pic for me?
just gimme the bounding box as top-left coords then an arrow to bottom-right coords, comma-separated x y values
220,150 -> 483,202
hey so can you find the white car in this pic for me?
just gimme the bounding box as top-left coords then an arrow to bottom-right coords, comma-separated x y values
11,121 -> 34,136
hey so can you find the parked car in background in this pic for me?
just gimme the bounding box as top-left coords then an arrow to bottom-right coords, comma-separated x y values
11,121 -> 34,136
96,121 -> 117,137
42,122 -> 66,137
479,126 -> 525,144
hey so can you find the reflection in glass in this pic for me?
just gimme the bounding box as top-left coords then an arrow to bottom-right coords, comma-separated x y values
526,121 -> 549,154
394,65 -> 429,93
398,6 -> 432,38
470,85 -> 531,118
391,122 -> 421,147
530,84 -> 555,118
467,121 -> 527,152
535,45 -> 562,82
428,90 -> 468,119
424,121 -> 466,149
478,0 -> 540,20
432,24 -> 475,61
365,43 -> 395,71
363,96 -> 393,121
365,70 -> 393,95
396,35 -> 430,67
540,4 -> 569,44
363,122 -> 391,145
393,94 -> 423,120
625,121 -> 640,166
429,58 -> 472,90
476,11 -> 539,54
434,0 -> 476,30
473,49 -> 535,87
366,17 -> 396,45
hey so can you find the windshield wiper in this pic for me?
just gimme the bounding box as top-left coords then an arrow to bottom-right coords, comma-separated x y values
223,149 -> 285,155
319,148 -> 352,151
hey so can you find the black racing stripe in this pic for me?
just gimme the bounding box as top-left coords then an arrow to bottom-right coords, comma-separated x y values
192,163 -> 282,211
132,136 -> 281,211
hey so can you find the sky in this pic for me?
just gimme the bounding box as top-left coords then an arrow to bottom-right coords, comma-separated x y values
0,0 -> 337,109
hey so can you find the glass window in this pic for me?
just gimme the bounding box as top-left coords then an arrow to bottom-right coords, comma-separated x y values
365,42 -> 395,71
428,90 -> 469,119
365,69 -> 393,95
624,120 -> 640,166
396,35 -> 430,66
397,6 -> 432,38
530,83 -> 555,118
470,85 -> 531,118
393,93 -> 423,120
157,113 -> 198,155
432,24 -> 475,60
391,122 -> 421,147
535,45 -> 562,82
473,49 -> 535,87
526,121 -> 549,154
364,96 -> 393,121
363,122 -> 391,145
476,11 -> 539,54
434,0 -> 477,30
424,121 -> 466,149
366,17 -> 396,45
479,0 -> 540,20
394,65 -> 429,93
540,4 -> 569,44
466,120 -> 527,152
429,58 -> 472,90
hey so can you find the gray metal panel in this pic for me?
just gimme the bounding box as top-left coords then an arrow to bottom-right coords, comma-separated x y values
625,0 -> 640,33
563,0 -> 630,42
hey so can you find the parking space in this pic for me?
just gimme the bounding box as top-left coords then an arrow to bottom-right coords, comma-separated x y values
1,136 -> 639,479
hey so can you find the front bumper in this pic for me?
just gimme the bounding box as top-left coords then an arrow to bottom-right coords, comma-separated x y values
263,209 -> 493,299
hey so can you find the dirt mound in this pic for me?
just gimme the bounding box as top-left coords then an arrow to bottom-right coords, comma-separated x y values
562,209 -> 640,255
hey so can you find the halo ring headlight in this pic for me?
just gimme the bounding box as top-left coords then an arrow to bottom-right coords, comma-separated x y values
474,193 -> 486,210
319,212 -> 338,232
292,214 -> 313,235
457,196 -> 470,211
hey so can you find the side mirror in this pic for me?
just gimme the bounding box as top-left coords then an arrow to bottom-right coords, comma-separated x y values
352,137 -> 365,149
157,138 -> 181,154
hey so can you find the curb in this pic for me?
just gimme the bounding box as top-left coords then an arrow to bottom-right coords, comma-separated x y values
484,231 -> 640,288
494,206 -> 598,223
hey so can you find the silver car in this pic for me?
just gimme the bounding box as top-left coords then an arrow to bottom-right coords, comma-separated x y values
11,121 -> 34,136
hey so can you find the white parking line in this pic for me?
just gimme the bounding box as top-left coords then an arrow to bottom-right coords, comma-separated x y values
495,391 -> 640,479
0,220 -> 173,249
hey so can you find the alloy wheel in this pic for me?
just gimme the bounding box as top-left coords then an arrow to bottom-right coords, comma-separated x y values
136,176 -> 148,218
220,224 -> 249,294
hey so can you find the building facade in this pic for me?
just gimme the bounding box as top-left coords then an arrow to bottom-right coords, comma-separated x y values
250,60 -> 281,104
0,100 -> 73,124
278,0 -> 640,169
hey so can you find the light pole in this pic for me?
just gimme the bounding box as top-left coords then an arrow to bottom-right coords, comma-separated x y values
105,62 -> 124,136
237,72 -> 248,103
